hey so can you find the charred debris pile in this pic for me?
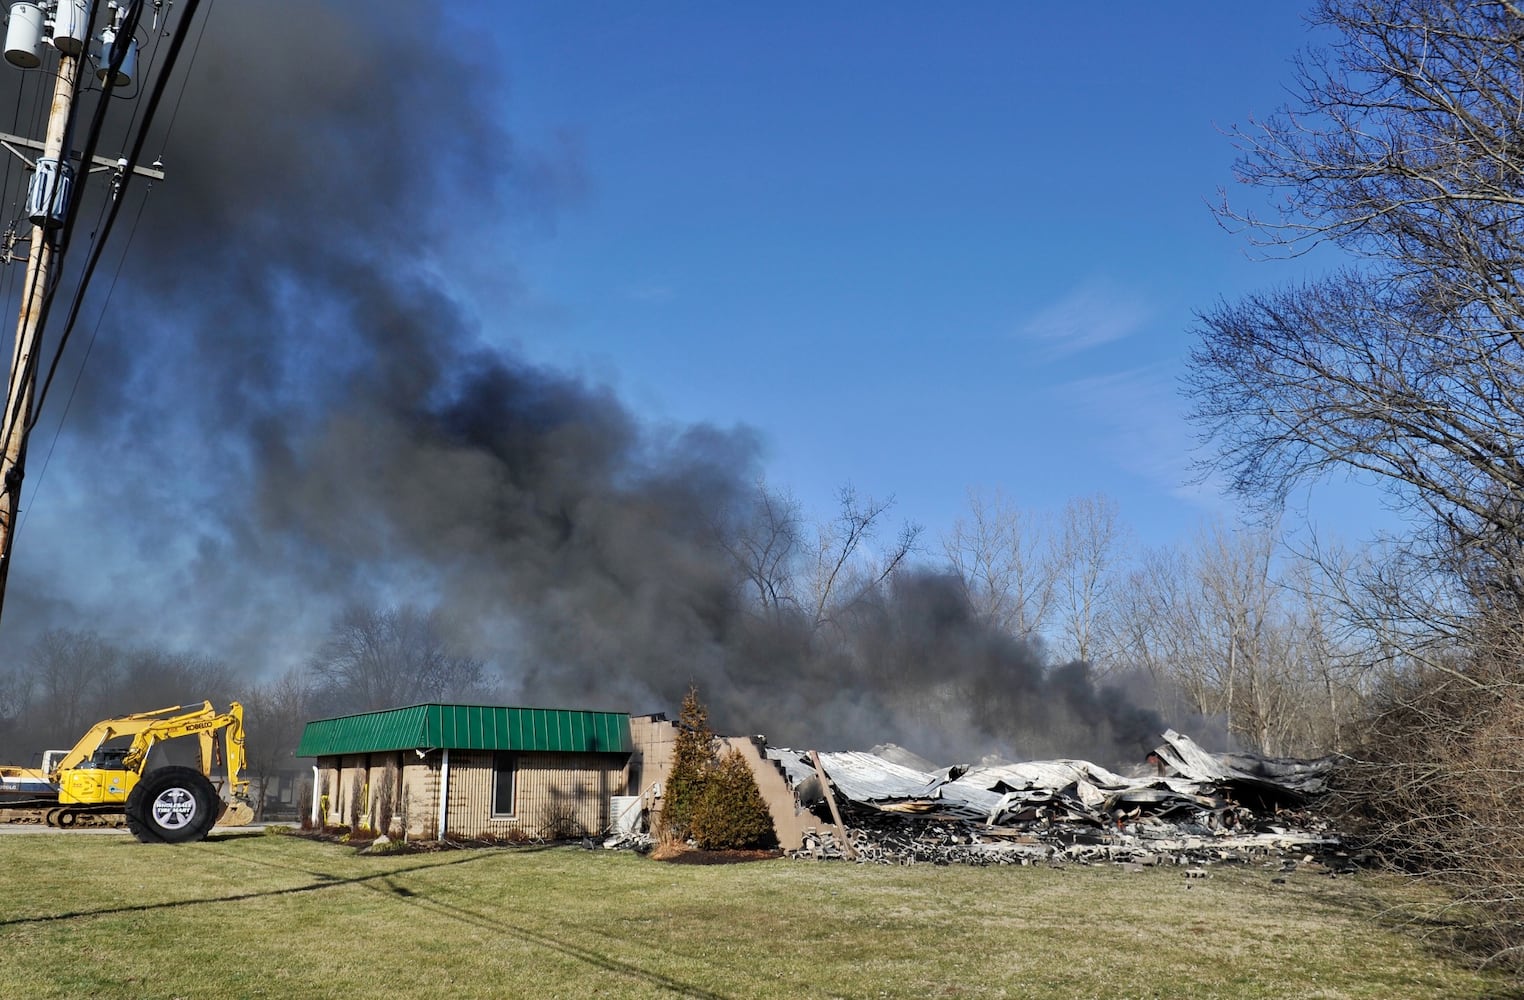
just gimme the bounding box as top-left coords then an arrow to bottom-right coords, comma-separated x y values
767,731 -> 1352,869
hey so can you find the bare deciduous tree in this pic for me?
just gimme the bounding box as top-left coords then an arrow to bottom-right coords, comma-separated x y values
1189,0 -> 1524,965
1109,546 -> 1200,701
1195,523 -> 1290,754
311,605 -> 485,714
1189,0 -> 1524,637
0,631 -> 239,761
1279,553 -> 1372,754
717,481 -> 805,624
239,668 -> 315,821
27,629 -> 118,740
1103,524 -> 1361,756
1055,494 -> 1124,667
805,486 -> 920,632
941,489 -> 1056,640
118,647 -> 237,711
717,482 -> 920,634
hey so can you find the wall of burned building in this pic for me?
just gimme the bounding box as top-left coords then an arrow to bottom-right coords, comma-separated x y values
716,736 -> 810,852
629,713 -> 676,803
626,714 -> 810,851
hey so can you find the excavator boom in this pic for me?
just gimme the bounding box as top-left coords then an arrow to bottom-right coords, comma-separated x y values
118,702 -> 251,801
48,702 -> 218,779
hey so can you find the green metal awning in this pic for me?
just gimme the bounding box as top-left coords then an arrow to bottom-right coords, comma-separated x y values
296,704 -> 632,758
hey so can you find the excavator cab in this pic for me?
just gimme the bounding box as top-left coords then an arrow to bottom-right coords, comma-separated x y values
56,744 -> 136,806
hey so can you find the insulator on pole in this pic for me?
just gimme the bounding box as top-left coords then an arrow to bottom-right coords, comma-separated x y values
26,157 -> 73,228
4,3 -> 45,68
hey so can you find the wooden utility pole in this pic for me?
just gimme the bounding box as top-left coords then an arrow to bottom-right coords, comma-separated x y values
0,46 -> 81,617
0,2 -> 167,627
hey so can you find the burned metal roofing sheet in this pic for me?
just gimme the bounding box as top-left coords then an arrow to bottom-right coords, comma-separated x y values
813,751 -> 944,803
767,731 -> 1339,865
765,747 -> 818,787
953,759 -> 1133,793
1154,730 -> 1231,782
1153,730 -> 1334,802
296,704 -> 631,758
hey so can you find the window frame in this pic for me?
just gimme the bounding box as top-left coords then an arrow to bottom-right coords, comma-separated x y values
491,752 -> 517,818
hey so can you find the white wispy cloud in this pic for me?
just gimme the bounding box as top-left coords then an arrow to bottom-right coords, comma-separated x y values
1018,280 -> 1150,358
1060,364 -> 1228,509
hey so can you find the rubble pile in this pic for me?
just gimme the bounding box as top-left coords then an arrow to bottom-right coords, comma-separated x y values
771,731 -> 1350,869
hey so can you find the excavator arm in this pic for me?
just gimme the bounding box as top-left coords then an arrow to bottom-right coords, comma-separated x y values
118,702 -> 252,800
47,702 -> 218,780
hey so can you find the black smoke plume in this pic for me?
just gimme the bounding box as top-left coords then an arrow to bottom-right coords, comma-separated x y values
0,1 -> 1163,765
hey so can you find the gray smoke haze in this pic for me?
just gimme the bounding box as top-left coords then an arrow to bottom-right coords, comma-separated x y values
1,1 -> 1165,765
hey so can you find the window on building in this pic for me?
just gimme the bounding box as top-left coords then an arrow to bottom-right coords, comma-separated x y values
493,753 -> 516,817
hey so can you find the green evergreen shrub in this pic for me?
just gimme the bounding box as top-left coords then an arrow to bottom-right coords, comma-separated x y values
690,749 -> 777,851
658,687 -> 715,840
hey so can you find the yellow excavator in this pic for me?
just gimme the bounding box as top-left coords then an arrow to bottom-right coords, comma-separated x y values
0,701 -> 255,843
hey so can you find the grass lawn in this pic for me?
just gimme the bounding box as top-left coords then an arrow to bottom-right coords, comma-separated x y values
0,829 -> 1515,999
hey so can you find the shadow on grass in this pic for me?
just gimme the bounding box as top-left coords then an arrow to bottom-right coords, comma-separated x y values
202,830 -> 269,842
348,876 -> 732,999
0,847 -> 502,930
1,845 -> 729,1000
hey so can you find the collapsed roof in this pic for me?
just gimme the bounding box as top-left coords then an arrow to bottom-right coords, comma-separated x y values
765,730 -> 1342,866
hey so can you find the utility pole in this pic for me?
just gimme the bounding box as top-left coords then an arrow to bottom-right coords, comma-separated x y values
0,22 -> 79,616
0,1 -> 160,621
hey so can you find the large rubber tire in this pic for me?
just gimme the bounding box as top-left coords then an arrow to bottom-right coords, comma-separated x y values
124,766 -> 218,844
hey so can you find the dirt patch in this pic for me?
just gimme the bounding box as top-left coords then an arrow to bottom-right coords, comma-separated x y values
649,843 -> 783,865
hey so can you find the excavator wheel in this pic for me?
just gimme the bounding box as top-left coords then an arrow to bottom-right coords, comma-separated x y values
43,807 -> 63,827
124,766 -> 218,844
55,809 -> 78,828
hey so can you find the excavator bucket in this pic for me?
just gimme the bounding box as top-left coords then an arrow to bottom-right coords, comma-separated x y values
216,796 -> 256,828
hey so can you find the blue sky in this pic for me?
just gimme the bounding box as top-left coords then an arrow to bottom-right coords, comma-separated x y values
453,4 -> 1375,554
0,1 -> 1399,680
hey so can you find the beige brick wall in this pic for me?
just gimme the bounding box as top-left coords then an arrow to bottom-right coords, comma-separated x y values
318,749 -> 629,841
629,714 -> 677,805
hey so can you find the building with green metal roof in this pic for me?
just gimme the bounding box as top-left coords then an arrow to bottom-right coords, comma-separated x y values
297,703 -> 632,758
299,703 -> 647,842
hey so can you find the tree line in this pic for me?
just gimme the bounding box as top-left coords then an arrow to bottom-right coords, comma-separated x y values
0,606 -> 488,820
0,488 -> 1371,782
722,483 -> 1381,758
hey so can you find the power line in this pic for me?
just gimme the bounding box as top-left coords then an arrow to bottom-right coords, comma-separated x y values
0,0 -> 200,620
37,0 -> 202,416
0,0 -> 117,465
155,0 -> 215,154
25,0 -> 149,416
21,188 -> 150,527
